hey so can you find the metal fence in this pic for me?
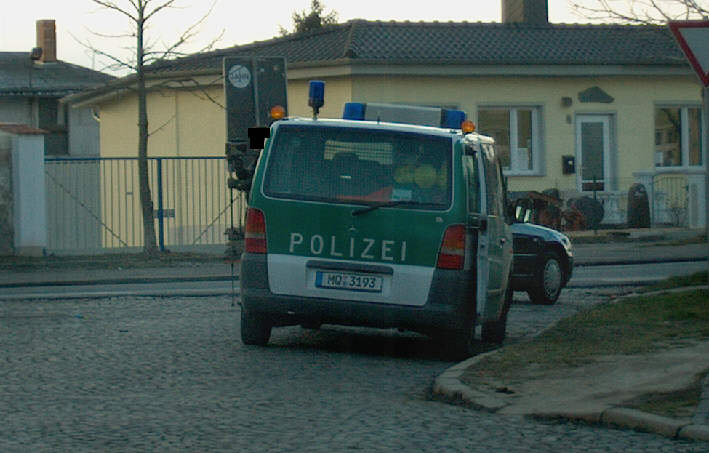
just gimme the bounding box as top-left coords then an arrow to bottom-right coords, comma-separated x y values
651,173 -> 689,227
45,157 -> 245,255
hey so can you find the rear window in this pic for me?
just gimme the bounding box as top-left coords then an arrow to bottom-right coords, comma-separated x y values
263,125 -> 453,210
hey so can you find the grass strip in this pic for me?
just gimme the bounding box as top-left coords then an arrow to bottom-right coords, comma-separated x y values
466,289 -> 709,381
642,271 -> 707,293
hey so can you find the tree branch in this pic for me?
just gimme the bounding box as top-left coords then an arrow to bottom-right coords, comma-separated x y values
89,0 -> 138,21
572,0 -> 709,24
144,0 -> 179,22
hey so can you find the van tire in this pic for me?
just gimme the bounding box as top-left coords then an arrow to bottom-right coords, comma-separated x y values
440,316 -> 476,360
442,328 -> 475,361
481,282 -> 512,344
240,310 -> 272,346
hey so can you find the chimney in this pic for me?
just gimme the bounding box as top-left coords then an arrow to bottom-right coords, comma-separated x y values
36,19 -> 57,63
501,0 -> 549,25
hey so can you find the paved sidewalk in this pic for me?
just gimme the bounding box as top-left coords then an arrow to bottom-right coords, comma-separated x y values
0,238 -> 706,288
573,242 -> 707,266
434,285 -> 709,443
0,262 -> 235,287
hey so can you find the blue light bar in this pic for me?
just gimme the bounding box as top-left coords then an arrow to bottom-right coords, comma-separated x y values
441,109 -> 467,129
308,80 -> 325,110
342,102 -> 366,120
341,102 -> 467,129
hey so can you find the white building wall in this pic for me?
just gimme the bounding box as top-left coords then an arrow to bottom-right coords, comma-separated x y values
10,133 -> 47,255
0,98 -> 32,124
67,106 -> 100,156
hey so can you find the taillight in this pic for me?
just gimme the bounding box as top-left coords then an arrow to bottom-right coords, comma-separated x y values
437,225 -> 466,269
245,208 -> 266,254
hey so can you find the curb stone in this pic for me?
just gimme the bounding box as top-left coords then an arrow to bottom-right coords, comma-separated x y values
432,348 -> 509,412
679,425 -> 709,442
601,408 -> 686,439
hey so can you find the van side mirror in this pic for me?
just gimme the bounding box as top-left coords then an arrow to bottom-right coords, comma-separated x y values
248,127 -> 270,150
468,213 -> 487,231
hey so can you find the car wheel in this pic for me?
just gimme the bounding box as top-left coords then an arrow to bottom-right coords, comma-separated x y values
240,309 -> 271,346
481,280 -> 512,344
527,251 -> 563,305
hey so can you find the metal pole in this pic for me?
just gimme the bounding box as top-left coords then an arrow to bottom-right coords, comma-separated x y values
157,158 -> 165,252
703,86 -> 708,278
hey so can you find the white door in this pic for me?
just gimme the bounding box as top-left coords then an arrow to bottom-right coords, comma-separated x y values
576,115 -> 611,192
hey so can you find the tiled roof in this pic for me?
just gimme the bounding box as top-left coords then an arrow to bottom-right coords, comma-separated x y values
0,52 -> 114,97
148,20 -> 687,74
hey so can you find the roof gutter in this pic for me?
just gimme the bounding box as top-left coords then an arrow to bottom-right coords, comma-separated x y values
62,67 -> 224,107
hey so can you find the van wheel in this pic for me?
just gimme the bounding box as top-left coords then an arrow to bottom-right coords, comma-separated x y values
481,282 -> 512,344
527,251 -> 563,305
240,310 -> 271,346
440,317 -> 476,360
442,328 -> 475,361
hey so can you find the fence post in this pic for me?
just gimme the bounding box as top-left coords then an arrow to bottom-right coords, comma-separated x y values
156,158 -> 165,252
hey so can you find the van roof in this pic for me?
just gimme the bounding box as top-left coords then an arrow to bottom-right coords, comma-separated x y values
275,117 -> 495,144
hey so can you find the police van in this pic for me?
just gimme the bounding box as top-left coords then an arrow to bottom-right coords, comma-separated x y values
239,88 -> 513,358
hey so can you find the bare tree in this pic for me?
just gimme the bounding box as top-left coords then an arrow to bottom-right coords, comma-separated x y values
84,0 -> 222,253
571,0 -> 709,24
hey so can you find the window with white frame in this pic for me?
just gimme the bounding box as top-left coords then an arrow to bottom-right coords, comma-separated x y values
654,105 -> 703,168
477,107 -> 542,175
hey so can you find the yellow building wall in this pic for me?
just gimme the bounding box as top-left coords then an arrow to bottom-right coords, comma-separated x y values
98,71 -> 700,194
287,77 -> 352,119
100,84 -> 226,158
350,74 -> 702,193
99,76 -> 352,157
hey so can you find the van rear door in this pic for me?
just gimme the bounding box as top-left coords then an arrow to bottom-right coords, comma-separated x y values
254,122 -> 456,307
479,143 -> 513,321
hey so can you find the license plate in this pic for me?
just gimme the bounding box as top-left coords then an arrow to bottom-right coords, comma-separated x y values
315,271 -> 383,292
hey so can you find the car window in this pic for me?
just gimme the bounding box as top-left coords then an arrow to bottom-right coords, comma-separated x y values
482,143 -> 504,217
264,125 -> 453,210
463,151 -> 480,214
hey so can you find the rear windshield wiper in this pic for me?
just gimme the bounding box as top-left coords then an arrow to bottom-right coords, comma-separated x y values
351,200 -> 418,216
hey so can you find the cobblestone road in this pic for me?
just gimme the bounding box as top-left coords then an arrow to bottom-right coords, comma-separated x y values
1,288 -> 705,452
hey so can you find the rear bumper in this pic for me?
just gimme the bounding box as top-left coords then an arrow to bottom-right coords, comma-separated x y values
240,253 -> 475,334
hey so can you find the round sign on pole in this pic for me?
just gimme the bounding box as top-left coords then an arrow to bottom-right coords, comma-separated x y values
228,65 -> 251,89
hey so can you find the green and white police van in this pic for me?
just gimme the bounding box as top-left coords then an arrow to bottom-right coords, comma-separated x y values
239,89 -> 513,358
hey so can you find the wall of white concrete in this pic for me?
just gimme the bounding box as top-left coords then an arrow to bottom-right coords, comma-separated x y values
10,133 -> 47,255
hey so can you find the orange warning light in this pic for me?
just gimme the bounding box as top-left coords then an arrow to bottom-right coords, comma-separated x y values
270,105 -> 286,120
461,120 -> 476,134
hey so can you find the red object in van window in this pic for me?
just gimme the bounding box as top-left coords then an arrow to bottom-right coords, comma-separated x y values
245,208 -> 267,254
437,225 -> 465,269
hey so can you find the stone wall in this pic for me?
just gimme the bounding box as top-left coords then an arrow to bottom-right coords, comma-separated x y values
0,136 -> 13,255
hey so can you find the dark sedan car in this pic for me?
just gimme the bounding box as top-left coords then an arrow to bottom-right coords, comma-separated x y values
510,222 -> 573,305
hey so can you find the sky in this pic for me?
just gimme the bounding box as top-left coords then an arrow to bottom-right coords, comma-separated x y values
1,0 -> 594,74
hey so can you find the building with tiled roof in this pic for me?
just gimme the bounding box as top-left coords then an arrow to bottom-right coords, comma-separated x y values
1,20 -> 114,155
65,0 -> 706,228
